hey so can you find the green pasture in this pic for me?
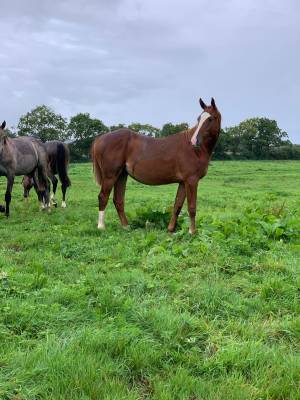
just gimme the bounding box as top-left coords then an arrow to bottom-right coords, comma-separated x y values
0,161 -> 299,400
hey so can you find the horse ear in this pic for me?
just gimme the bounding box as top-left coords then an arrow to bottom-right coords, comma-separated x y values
1,121 -> 6,130
211,98 -> 217,109
199,98 -> 207,110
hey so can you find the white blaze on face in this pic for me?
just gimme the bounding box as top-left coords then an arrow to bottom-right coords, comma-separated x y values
191,112 -> 211,146
98,210 -> 105,229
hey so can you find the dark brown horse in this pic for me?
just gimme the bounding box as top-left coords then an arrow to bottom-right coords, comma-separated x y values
23,141 -> 71,208
0,121 -> 50,216
91,98 -> 221,234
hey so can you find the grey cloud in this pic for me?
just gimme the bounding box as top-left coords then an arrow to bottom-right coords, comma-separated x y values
1,0 -> 299,142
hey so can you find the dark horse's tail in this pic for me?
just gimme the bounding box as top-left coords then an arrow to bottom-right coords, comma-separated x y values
57,143 -> 71,188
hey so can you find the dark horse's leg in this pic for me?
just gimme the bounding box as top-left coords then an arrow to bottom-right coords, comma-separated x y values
61,179 -> 67,208
168,182 -> 186,232
185,179 -> 198,235
48,173 -> 58,207
34,166 -> 50,209
32,174 -> 44,207
113,170 -> 128,227
5,174 -> 15,217
55,142 -> 71,208
98,178 -> 117,229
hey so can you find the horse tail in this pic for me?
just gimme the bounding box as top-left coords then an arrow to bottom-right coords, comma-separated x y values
91,138 -> 102,186
57,143 -> 71,188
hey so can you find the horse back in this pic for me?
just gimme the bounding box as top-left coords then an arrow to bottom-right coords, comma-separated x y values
7,137 -> 47,176
92,129 -> 133,163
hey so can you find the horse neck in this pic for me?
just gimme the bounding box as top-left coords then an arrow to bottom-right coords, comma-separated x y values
187,126 -> 219,158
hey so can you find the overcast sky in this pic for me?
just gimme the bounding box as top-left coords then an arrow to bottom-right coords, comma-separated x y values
1,0 -> 299,142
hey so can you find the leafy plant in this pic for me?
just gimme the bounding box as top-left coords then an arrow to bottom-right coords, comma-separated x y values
129,206 -> 185,229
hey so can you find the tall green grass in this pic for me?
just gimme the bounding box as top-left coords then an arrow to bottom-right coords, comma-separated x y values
0,161 -> 299,399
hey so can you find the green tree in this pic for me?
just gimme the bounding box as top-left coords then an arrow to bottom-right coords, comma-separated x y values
158,122 -> 189,137
109,123 -> 126,132
68,113 -> 108,161
213,128 -> 232,159
128,123 -> 160,137
227,118 -> 289,159
4,126 -> 17,138
17,105 -> 68,141
68,113 -> 108,141
269,144 -> 300,160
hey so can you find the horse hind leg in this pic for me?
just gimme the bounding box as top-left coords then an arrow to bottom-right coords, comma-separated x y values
61,179 -> 68,208
97,177 -> 117,229
49,174 -> 58,207
113,171 -> 129,227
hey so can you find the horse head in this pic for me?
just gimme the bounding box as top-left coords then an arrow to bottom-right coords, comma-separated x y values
191,98 -> 221,148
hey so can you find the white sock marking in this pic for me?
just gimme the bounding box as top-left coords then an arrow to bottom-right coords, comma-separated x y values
61,201 -> 66,208
98,211 -> 105,229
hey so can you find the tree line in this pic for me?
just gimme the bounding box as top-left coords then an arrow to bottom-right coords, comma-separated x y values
5,105 -> 300,161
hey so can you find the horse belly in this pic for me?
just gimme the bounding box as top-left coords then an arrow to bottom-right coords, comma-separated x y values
15,156 -> 36,176
127,159 -> 179,185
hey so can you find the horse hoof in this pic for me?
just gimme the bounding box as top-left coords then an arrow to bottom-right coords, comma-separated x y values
97,224 -> 105,230
188,228 -> 196,235
122,224 -> 130,230
61,202 -> 66,208
0,205 -> 5,213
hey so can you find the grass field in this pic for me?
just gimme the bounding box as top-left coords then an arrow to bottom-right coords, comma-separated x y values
0,160 -> 300,400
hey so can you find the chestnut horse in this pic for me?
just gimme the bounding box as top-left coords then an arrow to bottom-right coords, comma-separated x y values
91,98 -> 221,234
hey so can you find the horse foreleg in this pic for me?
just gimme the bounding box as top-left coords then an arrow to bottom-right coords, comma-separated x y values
168,182 -> 186,232
5,175 -> 15,217
185,180 -> 198,235
113,171 -> 128,227
98,179 -> 115,229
